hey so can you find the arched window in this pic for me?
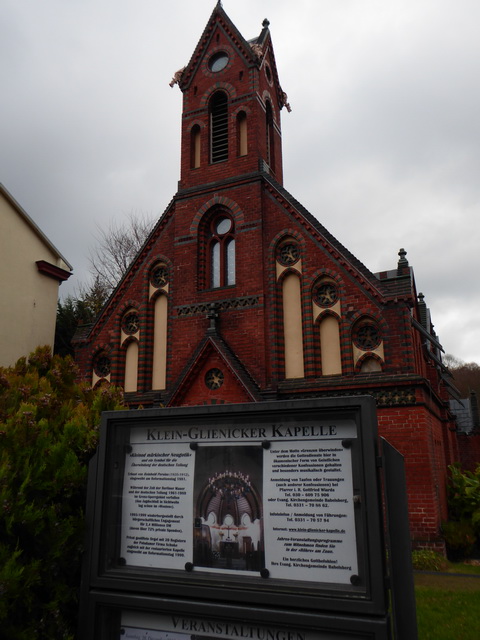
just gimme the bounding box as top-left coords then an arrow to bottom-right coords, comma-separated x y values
124,340 -> 139,392
319,315 -> 342,375
121,308 -> 140,392
237,111 -> 247,156
92,350 -> 111,386
208,214 -> 235,288
190,124 -> 201,169
352,319 -> 381,351
210,91 -> 228,163
266,100 -> 275,172
360,356 -> 382,373
152,294 -> 168,390
282,272 -> 304,379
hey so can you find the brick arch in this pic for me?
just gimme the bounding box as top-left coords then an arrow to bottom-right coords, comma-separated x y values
89,343 -> 114,386
190,196 -> 244,235
231,104 -> 252,118
201,44 -> 236,79
148,288 -> 168,306
188,119 -> 206,130
144,255 -> 174,292
120,334 -> 139,350
199,82 -> 237,108
89,343 -> 112,376
116,300 -> 142,327
354,352 -> 384,373
270,229 -> 306,255
275,265 -> 302,284
347,310 -> 388,335
309,269 -> 346,309
262,90 -> 278,123
314,307 -> 341,323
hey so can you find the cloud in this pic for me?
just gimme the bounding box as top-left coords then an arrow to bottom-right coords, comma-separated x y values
1,0 -> 479,362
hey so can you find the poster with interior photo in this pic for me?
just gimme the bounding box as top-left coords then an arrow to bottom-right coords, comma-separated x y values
192,445 -> 264,574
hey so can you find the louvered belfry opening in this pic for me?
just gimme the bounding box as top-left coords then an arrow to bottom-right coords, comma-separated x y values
210,91 -> 228,163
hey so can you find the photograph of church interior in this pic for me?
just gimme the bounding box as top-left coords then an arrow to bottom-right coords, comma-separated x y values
193,445 -> 264,572
74,3 -> 475,552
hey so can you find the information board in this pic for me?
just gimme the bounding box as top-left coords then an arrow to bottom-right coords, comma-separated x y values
119,421 -> 358,584
81,593 -> 392,640
87,398 -> 386,616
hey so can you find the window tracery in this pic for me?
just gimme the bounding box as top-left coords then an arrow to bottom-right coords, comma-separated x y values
122,311 -> 140,335
93,352 -> 111,378
208,214 -> 235,288
353,319 -> 381,351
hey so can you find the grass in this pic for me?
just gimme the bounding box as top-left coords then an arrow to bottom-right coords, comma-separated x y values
414,562 -> 480,640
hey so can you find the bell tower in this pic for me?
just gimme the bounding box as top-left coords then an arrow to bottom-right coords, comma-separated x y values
171,3 -> 291,191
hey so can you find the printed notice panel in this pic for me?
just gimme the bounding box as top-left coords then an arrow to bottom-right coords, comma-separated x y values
120,418 -> 358,584
119,612 -> 367,640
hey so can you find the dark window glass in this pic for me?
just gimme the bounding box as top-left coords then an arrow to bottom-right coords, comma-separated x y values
210,92 -> 228,163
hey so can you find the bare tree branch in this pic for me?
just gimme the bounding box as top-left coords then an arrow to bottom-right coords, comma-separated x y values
88,211 -> 155,293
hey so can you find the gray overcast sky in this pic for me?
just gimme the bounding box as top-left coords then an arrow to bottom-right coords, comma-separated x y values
1,0 -> 479,362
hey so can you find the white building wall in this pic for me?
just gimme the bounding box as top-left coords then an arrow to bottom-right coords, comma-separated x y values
0,186 -> 72,367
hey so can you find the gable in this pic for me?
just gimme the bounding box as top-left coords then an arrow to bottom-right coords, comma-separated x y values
168,335 -> 261,407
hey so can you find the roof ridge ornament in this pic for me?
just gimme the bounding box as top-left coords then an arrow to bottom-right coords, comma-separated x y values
169,66 -> 186,88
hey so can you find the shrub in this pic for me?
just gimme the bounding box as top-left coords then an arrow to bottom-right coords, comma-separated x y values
0,347 -> 126,639
412,549 -> 448,571
444,463 -> 480,560
442,520 -> 476,561
447,463 -> 480,536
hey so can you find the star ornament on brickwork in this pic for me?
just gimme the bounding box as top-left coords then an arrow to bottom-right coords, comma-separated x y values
122,311 -> 140,335
205,368 -> 224,390
278,243 -> 300,266
314,282 -> 338,307
354,322 -> 381,351
151,265 -> 169,288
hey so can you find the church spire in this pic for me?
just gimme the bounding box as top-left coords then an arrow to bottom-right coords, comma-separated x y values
172,6 -> 289,190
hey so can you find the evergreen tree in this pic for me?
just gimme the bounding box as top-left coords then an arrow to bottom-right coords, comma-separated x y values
0,346 -> 125,639
54,277 -> 109,357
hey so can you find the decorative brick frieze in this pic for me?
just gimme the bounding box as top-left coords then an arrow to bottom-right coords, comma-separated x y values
176,295 -> 261,317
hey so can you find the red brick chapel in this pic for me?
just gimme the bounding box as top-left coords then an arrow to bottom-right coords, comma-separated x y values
74,3 -> 465,550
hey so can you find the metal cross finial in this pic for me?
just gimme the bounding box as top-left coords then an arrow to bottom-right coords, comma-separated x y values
207,303 -> 219,332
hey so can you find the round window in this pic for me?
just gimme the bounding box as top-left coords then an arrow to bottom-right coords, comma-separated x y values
215,217 -> 232,235
278,243 -> 300,266
208,52 -> 229,72
93,353 -> 111,378
353,322 -> 381,351
314,282 -> 338,307
150,265 -> 169,288
205,368 -> 224,390
122,311 -> 139,335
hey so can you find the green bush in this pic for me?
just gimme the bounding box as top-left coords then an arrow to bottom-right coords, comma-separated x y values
412,549 -> 448,571
444,463 -> 480,560
0,347 -> 125,639
447,463 -> 480,536
442,520 -> 476,561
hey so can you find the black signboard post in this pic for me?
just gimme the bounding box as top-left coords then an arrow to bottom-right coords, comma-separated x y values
79,397 -> 416,638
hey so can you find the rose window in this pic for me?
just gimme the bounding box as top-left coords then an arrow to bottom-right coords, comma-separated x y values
314,282 -> 338,307
122,311 -> 139,335
205,368 -> 224,390
353,322 -> 381,351
151,265 -> 169,288
93,354 -> 111,378
278,243 -> 300,266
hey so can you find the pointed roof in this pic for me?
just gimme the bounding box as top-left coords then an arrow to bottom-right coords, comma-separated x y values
174,3 -> 289,110
168,330 -> 262,406
261,173 -> 414,304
